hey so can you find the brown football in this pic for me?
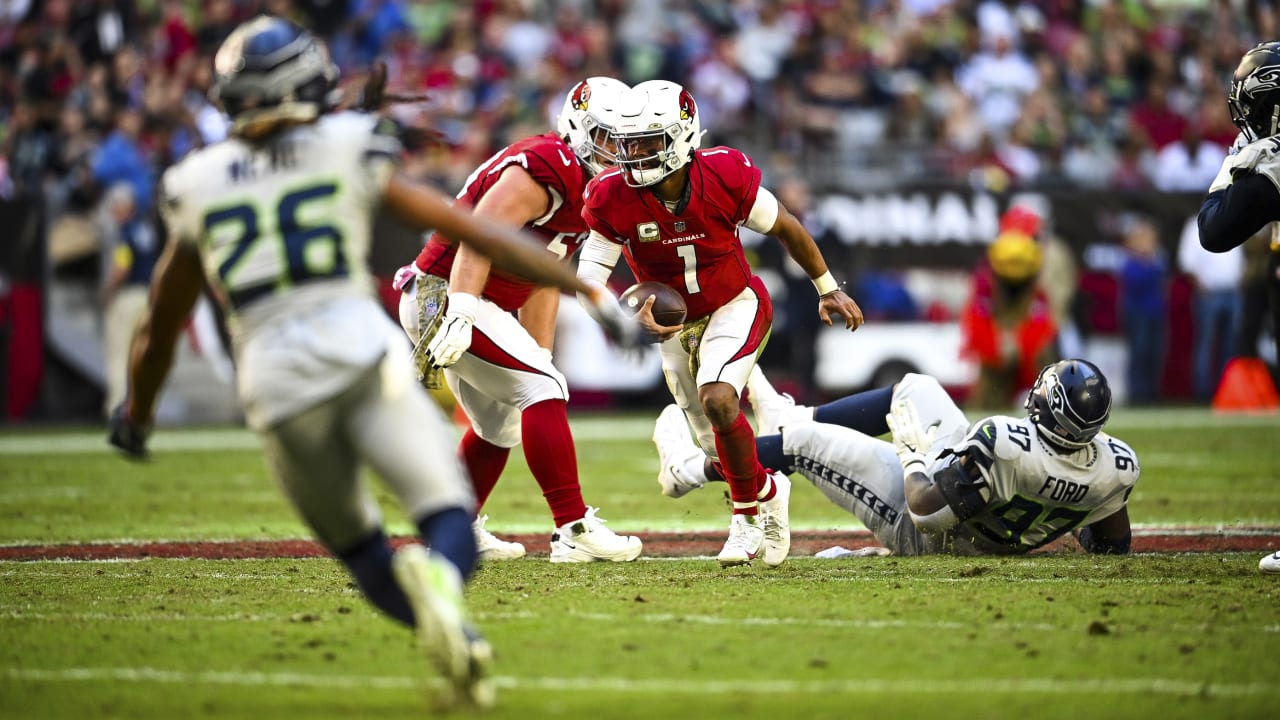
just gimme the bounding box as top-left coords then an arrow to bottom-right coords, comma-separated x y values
620,281 -> 687,326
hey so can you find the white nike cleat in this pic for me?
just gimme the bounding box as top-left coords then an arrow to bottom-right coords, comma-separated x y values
746,366 -> 804,436
717,513 -> 764,567
653,404 -> 708,498
549,507 -> 643,563
391,543 -> 494,710
473,515 -> 526,561
757,472 -> 792,567
1260,551 -> 1280,574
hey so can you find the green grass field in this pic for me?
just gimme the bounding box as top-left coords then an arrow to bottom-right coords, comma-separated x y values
1,408 -> 1278,719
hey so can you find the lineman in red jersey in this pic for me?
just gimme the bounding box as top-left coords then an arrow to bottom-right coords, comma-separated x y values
395,77 -> 643,563
578,80 -> 864,567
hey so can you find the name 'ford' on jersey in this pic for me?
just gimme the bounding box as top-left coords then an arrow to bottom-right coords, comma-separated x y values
938,415 -> 1140,555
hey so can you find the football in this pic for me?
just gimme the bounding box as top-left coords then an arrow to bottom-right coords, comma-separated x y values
620,281 -> 687,326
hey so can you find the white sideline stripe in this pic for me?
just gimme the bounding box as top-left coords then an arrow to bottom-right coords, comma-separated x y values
3,667 -> 1267,698
1,410 -> 1275,455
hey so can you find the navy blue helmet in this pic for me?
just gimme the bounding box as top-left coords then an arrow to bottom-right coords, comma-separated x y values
211,16 -> 338,138
1024,359 -> 1112,451
1229,41 -> 1280,143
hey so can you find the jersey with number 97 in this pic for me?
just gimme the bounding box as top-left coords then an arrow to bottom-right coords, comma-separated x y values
940,415 -> 1140,555
413,132 -> 588,312
160,111 -> 401,333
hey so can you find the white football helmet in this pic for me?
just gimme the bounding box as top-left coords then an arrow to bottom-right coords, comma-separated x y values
612,80 -> 703,187
556,76 -> 629,177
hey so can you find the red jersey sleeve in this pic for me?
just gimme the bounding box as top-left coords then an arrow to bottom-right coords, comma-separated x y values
519,134 -> 586,218
582,168 -> 627,244
697,147 -> 762,226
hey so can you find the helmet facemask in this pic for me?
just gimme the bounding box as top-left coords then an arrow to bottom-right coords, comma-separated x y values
557,77 -> 628,176
611,81 -> 703,188
616,125 -> 685,187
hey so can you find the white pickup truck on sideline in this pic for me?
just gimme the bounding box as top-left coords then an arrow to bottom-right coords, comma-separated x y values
814,321 -> 975,394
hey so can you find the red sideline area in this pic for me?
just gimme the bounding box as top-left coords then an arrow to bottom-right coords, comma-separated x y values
1,529 -> 1277,561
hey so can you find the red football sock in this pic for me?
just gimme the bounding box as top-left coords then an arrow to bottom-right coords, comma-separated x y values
757,473 -> 777,503
522,399 -> 589,527
713,411 -> 767,516
459,428 -> 510,510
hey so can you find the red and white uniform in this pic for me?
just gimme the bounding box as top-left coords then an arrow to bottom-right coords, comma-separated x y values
582,146 -> 773,457
584,146 -> 762,321
415,133 -> 588,311
397,133 -> 586,448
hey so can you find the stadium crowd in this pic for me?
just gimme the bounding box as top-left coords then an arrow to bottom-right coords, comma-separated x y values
0,0 -> 1274,417
1,0 -> 1272,206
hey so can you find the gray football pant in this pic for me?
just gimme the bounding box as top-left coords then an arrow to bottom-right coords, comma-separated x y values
781,374 -> 970,555
259,355 -> 475,553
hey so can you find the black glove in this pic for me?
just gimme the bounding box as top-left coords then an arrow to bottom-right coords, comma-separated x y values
108,404 -> 151,461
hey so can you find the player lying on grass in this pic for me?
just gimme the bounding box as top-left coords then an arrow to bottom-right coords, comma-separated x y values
652,360 -> 1137,556
105,16 -> 642,711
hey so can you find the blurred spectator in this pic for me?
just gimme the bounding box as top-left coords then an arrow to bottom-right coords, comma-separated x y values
955,25 -> 1038,138
1118,218 -> 1168,405
90,106 -> 152,214
1178,217 -> 1243,401
1128,79 -> 1188,152
960,231 -> 1058,409
1151,124 -> 1224,193
98,182 -> 159,415
1237,228 -> 1277,362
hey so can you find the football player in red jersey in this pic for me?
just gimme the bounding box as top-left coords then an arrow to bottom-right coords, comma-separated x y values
577,80 -> 864,567
395,77 -> 643,564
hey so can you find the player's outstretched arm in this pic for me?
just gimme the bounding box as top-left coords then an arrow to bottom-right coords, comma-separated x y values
110,239 -> 205,457
384,174 -> 588,297
383,175 -> 642,348
763,198 -> 863,330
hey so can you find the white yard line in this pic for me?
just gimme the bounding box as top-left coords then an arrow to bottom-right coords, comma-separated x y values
2,666 -> 1267,698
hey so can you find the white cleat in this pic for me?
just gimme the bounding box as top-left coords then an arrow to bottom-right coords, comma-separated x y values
473,514 -> 526,561
549,507 -> 643,563
746,366 -> 801,436
757,472 -> 792,567
717,513 -> 764,567
653,404 -> 708,498
391,543 -> 494,710
1260,551 -> 1280,574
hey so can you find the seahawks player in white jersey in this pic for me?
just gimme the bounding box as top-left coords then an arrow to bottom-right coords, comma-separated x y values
106,16 -> 641,710
1197,41 -> 1280,574
654,359 -> 1136,556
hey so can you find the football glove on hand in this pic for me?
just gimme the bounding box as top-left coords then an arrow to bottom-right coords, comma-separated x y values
108,403 -> 152,461
886,399 -> 936,475
426,293 -> 478,369
1212,134 -> 1280,192
582,282 -> 649,350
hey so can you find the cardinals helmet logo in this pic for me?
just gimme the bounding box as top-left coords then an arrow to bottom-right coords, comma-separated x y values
678,89 -> 697,121
570,81 -> 592,111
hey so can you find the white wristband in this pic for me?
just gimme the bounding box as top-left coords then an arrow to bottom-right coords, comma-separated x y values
812,271 -> 839,296
446,292 -> 479,322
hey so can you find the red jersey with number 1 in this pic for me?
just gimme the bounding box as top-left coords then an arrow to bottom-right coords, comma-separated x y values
414,132 -> 588,312
582,146 -> 763,321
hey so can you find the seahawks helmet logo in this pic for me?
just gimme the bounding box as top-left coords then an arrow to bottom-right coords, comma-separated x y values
678,89 -> 697,121
570,81 -> 592,111
1243,65 -> 1280,95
